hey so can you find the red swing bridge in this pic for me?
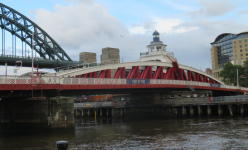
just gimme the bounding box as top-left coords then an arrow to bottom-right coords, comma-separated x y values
0,60 -> 246,97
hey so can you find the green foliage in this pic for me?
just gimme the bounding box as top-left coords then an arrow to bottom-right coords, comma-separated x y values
219,61 -> 245,86
244,60 -> 248,83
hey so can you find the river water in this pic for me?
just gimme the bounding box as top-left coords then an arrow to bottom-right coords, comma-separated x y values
1,117 -> 248,149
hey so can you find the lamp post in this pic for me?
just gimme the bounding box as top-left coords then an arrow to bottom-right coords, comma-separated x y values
36,57 -> 39,76
237,68 -> 239,87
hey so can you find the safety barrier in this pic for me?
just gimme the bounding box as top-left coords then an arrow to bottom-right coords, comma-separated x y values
0,75 -> 246,91
74,102 -> 113,108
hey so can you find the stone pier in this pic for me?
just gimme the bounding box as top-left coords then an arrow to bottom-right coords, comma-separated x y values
0,97 -> 75,129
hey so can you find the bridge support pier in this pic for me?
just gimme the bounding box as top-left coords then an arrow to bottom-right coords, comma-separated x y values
190,106 -> 194,117
100,108 -> 102,117
0,97 -> 74,130
88,109 -> 90,117
82,109 -> 84,117
218,105 -> 223,117
198,106 -> 202,117
106,108 -> 109,117
182,106 -> 187,117
207,105 -> 211,116
241,105 -> 244,116
228,105 -> 233,117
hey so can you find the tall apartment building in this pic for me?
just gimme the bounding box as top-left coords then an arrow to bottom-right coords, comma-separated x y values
100,47 -> 120,65
211,31 -> 248,79
79,52 -> 96,63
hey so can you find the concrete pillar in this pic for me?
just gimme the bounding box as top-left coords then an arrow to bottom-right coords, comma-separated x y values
88,109 -> 90,117
207,105 -> 211,116
241,105 -> 244,116
100,108 -> 102,117
228,105 -> 233,117
82,109 -> 84,117
198,106 -> 202,117
190,106 -> 194,117
106,108 -> 109,117
218,105 -> 223,117
182,106 -> 186,117
76,108 -> 78,117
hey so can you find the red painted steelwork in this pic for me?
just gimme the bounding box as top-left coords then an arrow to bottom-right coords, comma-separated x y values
187,71 -> 196,81
127,66 -> 140,79
180,69 -> 188,80
153,66 -> 164,79
113,67 -> 126,78
203,76 -> 209,83
97,69 -> 111,78
195,73 -> 203,82
140,66 -> 152,79
164,67 -> 178,80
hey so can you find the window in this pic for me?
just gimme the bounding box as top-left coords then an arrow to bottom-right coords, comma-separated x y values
246,49 -> 248,51
234,41 -> 236,44
177,95 -> 181,98
240,49 -> 243,52
241,54 -> 243,56
236,59 -> 238,64
246,44 -> 247,47
240,40 -> 242,43
247,58 -> 248,60
246,53 -> 248,56
240,45 -> 242,48
235,55 -> 237,57
245,39 -> 247,42
241,58 -> 244,66
235,46 -> 237,49
170,95 -> 174,98
235,50 -> 237,53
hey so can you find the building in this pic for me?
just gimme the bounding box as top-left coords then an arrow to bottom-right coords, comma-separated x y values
100,47 -> 120,65
211,31 -> 248,78
79,52 -> 96,63
205,68 -> 212,75
139,30 -> 175,62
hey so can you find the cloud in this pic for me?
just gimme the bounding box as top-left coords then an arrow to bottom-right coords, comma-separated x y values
30,0 -> 247,71
239,8 -> 248,14
187,0 -> 235,19
162,1 -> 196,11
129,18 -> 198,34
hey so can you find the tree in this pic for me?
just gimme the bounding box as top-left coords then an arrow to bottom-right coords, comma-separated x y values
219,61 -> 244,85
244,60 -> 248,83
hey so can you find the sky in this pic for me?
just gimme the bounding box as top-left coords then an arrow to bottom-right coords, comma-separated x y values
1,0 -> 248,71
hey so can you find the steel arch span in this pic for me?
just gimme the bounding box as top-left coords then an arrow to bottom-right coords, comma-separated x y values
51,61 -> 224,84
0,3 -> 72,61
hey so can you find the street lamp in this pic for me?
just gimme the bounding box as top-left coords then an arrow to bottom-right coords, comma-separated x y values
36,57 -> 39,76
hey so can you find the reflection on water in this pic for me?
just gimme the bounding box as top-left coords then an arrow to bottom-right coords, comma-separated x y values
1,117 -> 248,149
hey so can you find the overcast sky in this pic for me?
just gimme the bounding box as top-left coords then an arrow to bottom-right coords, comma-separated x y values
1,0 -> 248,71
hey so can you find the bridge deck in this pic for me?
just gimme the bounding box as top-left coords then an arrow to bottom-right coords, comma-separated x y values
0,76 -> 246,93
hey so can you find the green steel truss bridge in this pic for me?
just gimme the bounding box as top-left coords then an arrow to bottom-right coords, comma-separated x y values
0,3 -> 84,68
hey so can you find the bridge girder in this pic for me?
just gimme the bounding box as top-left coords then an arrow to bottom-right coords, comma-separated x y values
0,3 -> 72,61
50,61 -> 224,84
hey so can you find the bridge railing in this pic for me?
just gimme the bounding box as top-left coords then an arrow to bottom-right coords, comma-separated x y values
0,76 -> 248,92
74,102 -> 113,108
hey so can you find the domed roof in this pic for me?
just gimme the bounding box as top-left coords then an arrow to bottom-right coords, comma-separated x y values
152,30 -> 159,35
